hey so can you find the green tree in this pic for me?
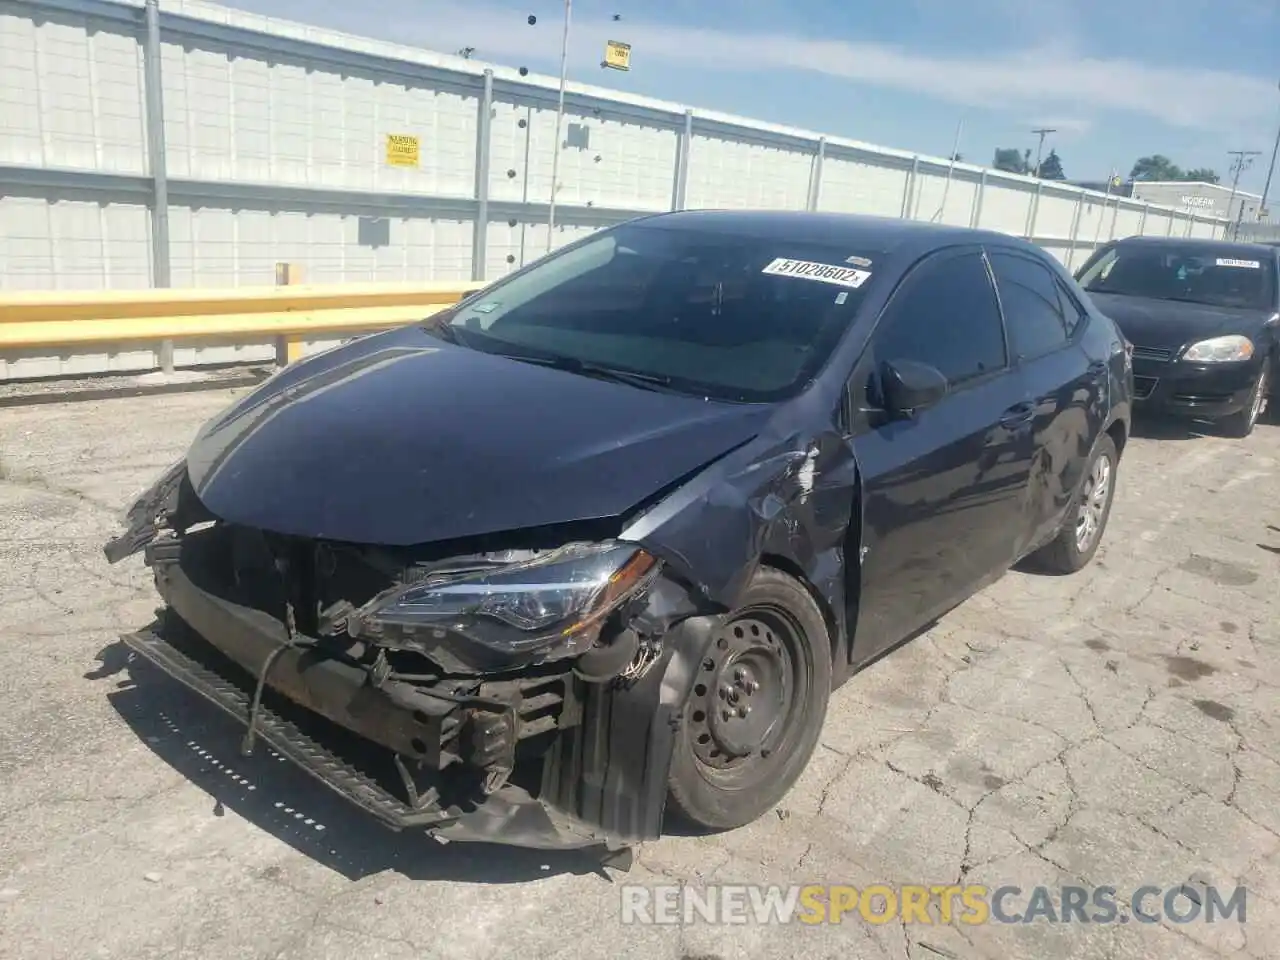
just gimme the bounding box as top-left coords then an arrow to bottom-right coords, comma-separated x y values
1185,167 -> 1220,184
1130,155 -> 1221,183
1037,149 -> 1066,180
1130,155 -> 1184,181
993,147 -> 1031,175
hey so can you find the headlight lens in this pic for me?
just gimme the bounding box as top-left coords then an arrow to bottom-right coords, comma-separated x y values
1182,335 -> 1254,363
356,541 -> 661,663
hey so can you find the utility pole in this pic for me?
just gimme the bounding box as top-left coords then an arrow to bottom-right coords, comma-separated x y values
1030,127 -> 1056,177
546,0 -> 572,253
1226,150 -> 1261,238
1260,79 -> 1280,221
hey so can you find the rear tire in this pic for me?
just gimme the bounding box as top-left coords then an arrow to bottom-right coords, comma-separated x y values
1028,433 -> 1117,575
666,567 -> 832,832
1220,365 -> 1268,438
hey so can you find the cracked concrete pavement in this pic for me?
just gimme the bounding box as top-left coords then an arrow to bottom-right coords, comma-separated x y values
1,386 -> 1278,960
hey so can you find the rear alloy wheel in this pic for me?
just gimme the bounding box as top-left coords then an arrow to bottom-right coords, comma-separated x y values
666,567 -> 831,832
1221,366 -> 1268,438
1029,433 -> 1118,575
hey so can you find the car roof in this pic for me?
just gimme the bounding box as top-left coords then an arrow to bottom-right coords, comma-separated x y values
630,209 -> 1037,260
1104,235 -> 1280,259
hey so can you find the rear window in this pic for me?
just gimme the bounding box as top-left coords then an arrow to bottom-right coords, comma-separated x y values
1077,244 -> 1276,311
436,223 -> 880,402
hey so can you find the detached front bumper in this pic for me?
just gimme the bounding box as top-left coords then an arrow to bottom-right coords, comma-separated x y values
125,535 -> 720,852
1132,355 -> 1261,419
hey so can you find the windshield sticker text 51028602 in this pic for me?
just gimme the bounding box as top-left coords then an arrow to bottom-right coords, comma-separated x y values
761,258 -> 873,289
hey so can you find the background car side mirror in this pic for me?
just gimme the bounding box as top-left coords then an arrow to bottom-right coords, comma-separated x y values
880,359 -> 949,418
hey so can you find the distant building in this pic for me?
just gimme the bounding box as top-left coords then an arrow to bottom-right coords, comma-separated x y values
1128,181 -> 1263,224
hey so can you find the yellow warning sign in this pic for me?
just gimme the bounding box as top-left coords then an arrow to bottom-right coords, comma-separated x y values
603,39 -> 631,71
385,134 -> 420,168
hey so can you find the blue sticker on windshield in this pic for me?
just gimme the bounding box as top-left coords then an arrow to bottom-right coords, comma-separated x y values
472,302 -> 500,314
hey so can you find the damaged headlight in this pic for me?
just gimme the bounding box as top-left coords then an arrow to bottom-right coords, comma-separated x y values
103,458 -> 189,564
352,542 -> 661,664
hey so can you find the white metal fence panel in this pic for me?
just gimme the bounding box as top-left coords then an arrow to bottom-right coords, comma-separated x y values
1034,190 -> 1078,239
0,193 -> 152,291
1039,242 -> 1074,266
1142,208 -> 1174,236
1189,219 -> 1221,239
1112,202 -> 1145,238
161,36 -> 479,195
685,133 -> 813,210
166,206 -> 474,287
911,168 -> 979,226
0,0 -> 1237,382
0,6 -> 147,173
977,180 -> 1034,234
817,156 -> 909,217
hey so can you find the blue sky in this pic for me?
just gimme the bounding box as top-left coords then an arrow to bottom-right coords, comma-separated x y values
226,0 -> 1280,195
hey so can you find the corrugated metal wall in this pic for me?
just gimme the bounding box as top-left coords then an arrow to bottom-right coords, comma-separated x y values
0,0 -> 1234,381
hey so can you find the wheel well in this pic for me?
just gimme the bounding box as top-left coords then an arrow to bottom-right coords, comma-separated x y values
1106,418 -> 1127,461
758,553 -> 843,670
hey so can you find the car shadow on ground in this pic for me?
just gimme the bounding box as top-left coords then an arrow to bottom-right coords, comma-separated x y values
1129,413 -> 1214,441
1130,412 -> 1280,442
90,638 -> 617,885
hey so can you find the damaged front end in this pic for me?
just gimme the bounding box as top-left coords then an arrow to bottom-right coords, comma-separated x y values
105,463 -> 723,853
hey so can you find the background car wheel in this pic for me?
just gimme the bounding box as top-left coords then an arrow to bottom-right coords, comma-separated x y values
1221,366 -> 1268,438
1029,433 -> 1118,575
666,566 -> 832,832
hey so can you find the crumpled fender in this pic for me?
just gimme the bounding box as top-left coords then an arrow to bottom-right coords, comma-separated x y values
620,405 -> 861,661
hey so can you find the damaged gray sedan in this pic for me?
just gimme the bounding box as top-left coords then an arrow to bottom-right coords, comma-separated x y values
106,211 -> 1131,856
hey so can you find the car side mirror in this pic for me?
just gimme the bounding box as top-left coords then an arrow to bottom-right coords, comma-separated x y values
880,359 -> 949,418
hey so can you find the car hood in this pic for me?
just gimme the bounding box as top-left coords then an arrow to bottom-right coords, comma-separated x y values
184,326 -> 772,545
1088,293 -> 1268,350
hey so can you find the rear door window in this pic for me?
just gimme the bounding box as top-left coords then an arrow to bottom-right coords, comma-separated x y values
989,251 -> 1071,361
1054,278 -> 1087,337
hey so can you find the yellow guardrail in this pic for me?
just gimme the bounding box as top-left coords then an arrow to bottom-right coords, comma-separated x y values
0,280 -> 487,364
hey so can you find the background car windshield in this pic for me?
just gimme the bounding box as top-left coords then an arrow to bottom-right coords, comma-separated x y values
442,223 -> 877,402
1077,245 -> 1276,311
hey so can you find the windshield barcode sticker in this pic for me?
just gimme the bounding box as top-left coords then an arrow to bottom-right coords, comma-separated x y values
1215,258 -> 1260,269
762,258 -> 872,288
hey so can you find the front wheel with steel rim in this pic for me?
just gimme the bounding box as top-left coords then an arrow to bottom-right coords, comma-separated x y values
1220,365 -> 1269,438
1028,432 -> 1118,575
666,567 -> 832,832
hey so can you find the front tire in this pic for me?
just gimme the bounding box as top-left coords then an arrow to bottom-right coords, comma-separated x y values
1220,365 -> 1269,438
1028,433 -> 1118,575
666,567 -> 832,832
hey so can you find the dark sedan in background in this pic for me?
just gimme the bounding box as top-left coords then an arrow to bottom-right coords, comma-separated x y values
105,211 -> 1131,857
1075,237 -> 1280,437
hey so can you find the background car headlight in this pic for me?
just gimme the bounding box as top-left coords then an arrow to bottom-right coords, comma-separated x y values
355,541 -> 661,663
1182,335 -> 1254,363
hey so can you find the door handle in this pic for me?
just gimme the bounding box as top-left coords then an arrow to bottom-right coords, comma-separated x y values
999,402 -> 1035,427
